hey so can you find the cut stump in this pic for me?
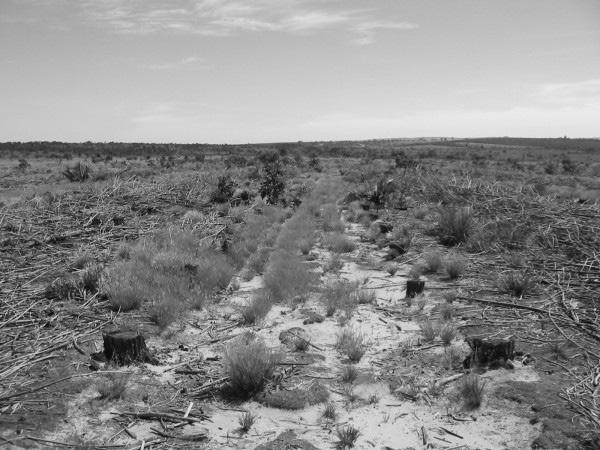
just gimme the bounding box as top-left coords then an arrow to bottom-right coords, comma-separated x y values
102,329 -> 158,365
406,280 -> 425,298
463,337 -> 515,369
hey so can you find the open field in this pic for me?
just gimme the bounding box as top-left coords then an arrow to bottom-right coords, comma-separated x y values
1,137 -> 600,449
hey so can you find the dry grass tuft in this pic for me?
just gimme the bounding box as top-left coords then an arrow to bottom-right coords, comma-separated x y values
336,327 -> 366,362
263,249 -> 315,302
224,333 -> 280,399
336,425 -> 360,449
439,323 -> 457,345
422,252 -> 443,273
497,270 -> 534,297
444,256 -> 466,279
437,207 -> 473,246
460,374 -> 486,409
323,402 -> 337,420
420,320 -> 438,343
241,292 -> 273,324
322,280 -> 358,317
322,232 -> 356,253
238,411 -> 256,433
340,365 -> 359,383
97,374 -> 129,401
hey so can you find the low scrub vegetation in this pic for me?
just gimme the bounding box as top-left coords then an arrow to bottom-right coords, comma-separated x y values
497,270 -> 535,297
336,425 -> 360,449
444,255 -> 466,279
263,249 -> 315,302
422,252 -> 443,273
322,232 -> 356,253
224,333 -> 281,399
420,320 -> 438,343
322,279 -> 359,317
241,292 -> 273,324
336,327 -> 366,362
238,411 -> 256,433
437,207 -> 473,246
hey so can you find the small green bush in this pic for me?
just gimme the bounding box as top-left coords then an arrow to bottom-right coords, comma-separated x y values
437,207 -> 473,246
336,327 -> 366,362
323,232 -> 356,253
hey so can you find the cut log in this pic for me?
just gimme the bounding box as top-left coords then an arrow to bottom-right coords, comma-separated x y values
102,329 -> 158,365
463,337 -> 515,369
406,280 -> 425,298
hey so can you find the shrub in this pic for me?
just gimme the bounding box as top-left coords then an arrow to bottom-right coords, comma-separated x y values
384,263 -> 398,276
437,207 -> 473,246
241,292 -> 273,324
439,323 -> 457,345
103,262 -> 145,311
422,252 -> 443,273
336,425 -> 360,449
497,271 -> 534,297
322,232 -> 356,253
259,157 -> 285,204
336,327 -> 366,362
460,374 -> 485,409
420,320 -> 438,343
224,333 -> 280,398
413,207 -> 428,219
340,365 -> 359,383
79,264 -> 102,291
238,411 -> 256,433
444,256 -> 466,279
210,174 -> 236,203
263,250 -> 315,302
391,225 -> 413,249
149,290 -> 184,330
247,246 -> 272,274
321,204 -> 344,232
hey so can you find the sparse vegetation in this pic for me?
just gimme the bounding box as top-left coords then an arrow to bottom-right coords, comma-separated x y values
224,333 -> 281,399
336,425 -> 360,449
437,207 -> 473,246
238,411 -> 256,433
422,252 -> 443,273
444,256 -> 466,279
241,291 -> 273,324
498,270 -> 535,297
460,374 -> 486,409
323,402 -> 337,420
439,323 -> 457,345
336,327 -> 366,362
322,232 -> 356,253
420,320 -> 438,343
97,374 -> 129,401
340,364 -> 359,383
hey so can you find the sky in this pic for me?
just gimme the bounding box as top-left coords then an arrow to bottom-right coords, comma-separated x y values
1,0 -> 599,143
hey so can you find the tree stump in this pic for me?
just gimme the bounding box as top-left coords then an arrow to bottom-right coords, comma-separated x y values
463,337 -> 515,369
102,329 -> 158,365
406,280 -> 425,298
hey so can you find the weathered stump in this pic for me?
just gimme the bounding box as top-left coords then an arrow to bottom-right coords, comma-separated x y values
463,337 -> 515,369
406,280 -> 425,298
102,329 -> 158,365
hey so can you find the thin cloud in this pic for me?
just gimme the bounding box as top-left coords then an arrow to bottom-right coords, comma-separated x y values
74,0 -> 416,42
145,56 -> 207,71
540,79 -> 600,105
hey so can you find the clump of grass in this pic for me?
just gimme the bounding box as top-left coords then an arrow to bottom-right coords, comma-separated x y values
391,225 -> 413,248
71,251 -> 94,269
116,243 -> 131,260
497,270 -> 534,297
97,374 -> 129,401
439,303 -> 454,321
444,256 -> 466,279
368,393 -> 380,404
420,320 -> 438,343
79,264 -> 102,291
460,374 -> 486,410
247,246 -> 272,274
321,203 -> 345,233
439,323 -> 457,345
416,295 -> 427,311
322,279 -> 358,317
442,345 -> 462,370
336,425 -> 360,449
298,238 -> 313,255
103,262 -> 145,311
238,411 -> 256,434
322,232 -> 356,253
340,365 -> 359,383
224,333 -> 280,399
442,290 -> 457,303
150,290 -> 184,330
437,207 -> 473,246
336,327 -> 366,362
323,402 -> 337,420
422,252 -> 443,273
241,292 -> 273,324
356,289 -> 376,305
